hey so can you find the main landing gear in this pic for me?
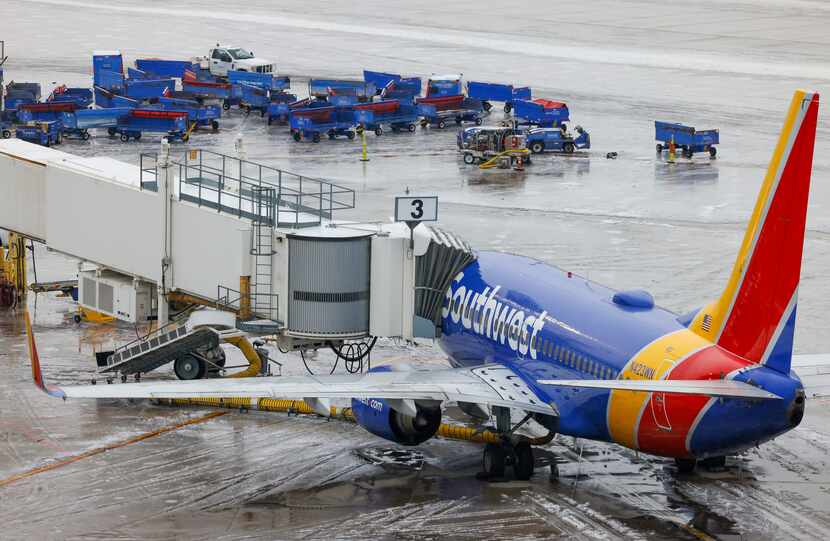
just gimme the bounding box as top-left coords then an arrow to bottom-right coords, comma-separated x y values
477,406 -> 539,481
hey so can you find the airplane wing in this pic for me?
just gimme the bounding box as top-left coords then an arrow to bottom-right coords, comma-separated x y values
26,314 -> 557,416
536,378 -> 782,399
792,354 -> 830,397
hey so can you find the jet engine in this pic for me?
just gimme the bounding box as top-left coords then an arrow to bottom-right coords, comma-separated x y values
350,365 -> 441,446
351,396 -> 442,446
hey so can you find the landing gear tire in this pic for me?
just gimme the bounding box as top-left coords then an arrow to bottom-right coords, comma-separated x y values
513,441 -> 535,480
699,455 -> 726,470
675,457 -> 697,473
482,443 -> 506,478
174,356 -> 207,380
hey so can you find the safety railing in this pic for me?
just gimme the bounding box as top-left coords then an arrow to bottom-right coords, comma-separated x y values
139,152 -> 159,192
217,284 -> 279,323
176,149 -> 355,227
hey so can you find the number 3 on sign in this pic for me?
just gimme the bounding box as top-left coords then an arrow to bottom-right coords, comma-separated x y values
394,196 -> 438,223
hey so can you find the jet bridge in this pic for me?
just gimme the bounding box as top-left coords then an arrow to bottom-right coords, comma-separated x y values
0,139 -> 475,379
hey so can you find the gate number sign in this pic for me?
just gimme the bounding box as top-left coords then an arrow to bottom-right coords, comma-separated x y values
395,196 -> 438,223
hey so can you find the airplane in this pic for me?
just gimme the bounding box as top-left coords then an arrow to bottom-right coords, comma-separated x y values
28,89 -> 820,479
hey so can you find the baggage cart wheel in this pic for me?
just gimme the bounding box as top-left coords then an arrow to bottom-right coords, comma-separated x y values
120,133 -> 130,142
312,132 -> 321,143
482,101 -> 492,112
2,130 -> 11,139
328,130 -> 336,140
530,141 -> 544,154
375,127 -> 383,136
656,143 -> 663,153
709,146 -> 717,158
683,148 -> 693,158
504,102 -> 512,114
408,123 -> 416,132
81,130 -> 90,141
108,127 -> 116,136
463,152 -> 475,165
292,131 -> 301,142
222,100 -> 231,111
420,119 -> 428,128
474,117 -> 483,126
563,142 -> 575,154
347,131 -> 355,140
455,117 -> 463,125
134,133 -> 142,141
174,356 -> 207,380
437,120 -> 446,129
212,120 -> 220,131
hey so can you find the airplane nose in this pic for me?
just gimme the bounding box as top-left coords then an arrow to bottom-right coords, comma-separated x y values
787,388 -> 806,428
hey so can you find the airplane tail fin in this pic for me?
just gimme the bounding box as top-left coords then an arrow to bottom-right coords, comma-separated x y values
690,90 -> 819,374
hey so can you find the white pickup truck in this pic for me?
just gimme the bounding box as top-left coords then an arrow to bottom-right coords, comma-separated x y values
199,46 -> 275,78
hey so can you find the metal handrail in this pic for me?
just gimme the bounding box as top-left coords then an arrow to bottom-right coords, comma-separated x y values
106,304 -> 199,364
217,284 -> 279,321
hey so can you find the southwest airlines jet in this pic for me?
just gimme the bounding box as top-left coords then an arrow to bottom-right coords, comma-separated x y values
29,90 -> 819,478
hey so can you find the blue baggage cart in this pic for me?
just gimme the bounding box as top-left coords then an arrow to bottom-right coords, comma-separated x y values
148,97 -> 221,130
4,82 -> 41,111
181,79 -> 233,105
236,82 -> 271,116
425,75 -> 463,97
308,79 -> 376,101
228,70 -> 290,91
16,121 -> 62,146
123,78 -> 175,100
60,107 -> 133,140
654,121 -> 719,158
467,81 -> 531,113
289,106 -> 356,142
93,51 -> 124,88
47,86 -> 93,108
265,93 -> 301,125
112,109 -> 189,142
94,86 -> 140,109
353,100 -> 419,135
416,95 -> 485,129
16,102 -> 78,124
525,125 -> 590,154
135,59 -> 197,79
512,99 -> 569,128
363,70 -> 400,90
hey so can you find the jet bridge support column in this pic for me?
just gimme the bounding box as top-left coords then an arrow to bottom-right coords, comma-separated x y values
157,139 -> 174,326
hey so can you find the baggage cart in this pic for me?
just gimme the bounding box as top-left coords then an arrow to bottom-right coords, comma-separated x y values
112,109 -> 189,142
148,97 -> 221,130
425,74 -> 463,97
353,100 -> 418,135
308,79 -> 375,101
265,93 -> 301,125
181,78 -> 233,105
289,106 -> 355,142
467,81 -> 531,113
94,86 -> 140,109
17,102 -> 78,124
512,99 -> 569,127
416,95 -> 485,128
135,59 -> 198,79
46,86 -> 93,108
59,107 -> 133,140
654,121 -> 719,158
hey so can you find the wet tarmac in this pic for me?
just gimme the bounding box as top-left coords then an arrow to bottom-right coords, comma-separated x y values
2,0 -> 830,539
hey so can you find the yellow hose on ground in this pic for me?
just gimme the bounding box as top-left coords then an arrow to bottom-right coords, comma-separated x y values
222,335 -> 262,378
156,397 -> 554,445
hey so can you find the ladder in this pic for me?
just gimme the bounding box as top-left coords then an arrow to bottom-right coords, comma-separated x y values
250,185 -> 276,321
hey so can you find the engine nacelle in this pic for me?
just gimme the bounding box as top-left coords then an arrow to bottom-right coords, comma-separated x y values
351,397 -> 442,446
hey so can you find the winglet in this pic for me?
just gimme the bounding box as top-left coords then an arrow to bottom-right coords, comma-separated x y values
25,311 -> 65,399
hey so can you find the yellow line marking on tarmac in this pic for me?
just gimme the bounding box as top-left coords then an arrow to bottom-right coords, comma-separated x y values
0,411 -> 227,488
